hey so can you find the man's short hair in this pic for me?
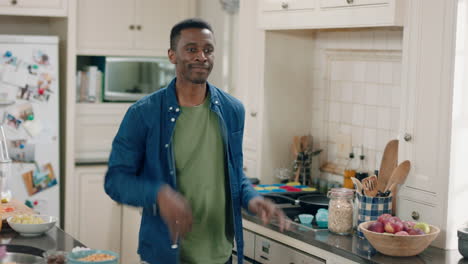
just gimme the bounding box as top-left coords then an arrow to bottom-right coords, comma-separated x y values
170,18 -> 214,51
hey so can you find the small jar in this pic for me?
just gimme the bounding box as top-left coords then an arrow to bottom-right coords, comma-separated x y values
327,188 -> 355,235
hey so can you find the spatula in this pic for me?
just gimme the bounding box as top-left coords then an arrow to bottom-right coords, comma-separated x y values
362,175 -> 378,197
385,160 -> 411,214
376,140 -> 399,192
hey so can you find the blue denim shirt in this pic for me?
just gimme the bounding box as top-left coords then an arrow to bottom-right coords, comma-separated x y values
104,78 -> 260,264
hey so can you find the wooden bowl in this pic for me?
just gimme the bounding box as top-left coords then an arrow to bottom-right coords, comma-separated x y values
359,221 -> 440,257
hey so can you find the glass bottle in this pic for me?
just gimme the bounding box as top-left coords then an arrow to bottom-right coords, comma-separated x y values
355,154 -> 368,181
327,188 -> 355,235
343,153 -> 356,189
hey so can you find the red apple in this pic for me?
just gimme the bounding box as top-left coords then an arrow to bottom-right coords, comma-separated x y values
403,221 -> 416,232
408,228 -> 425,235
377,213 -> 392,224
384,220 -> 404,234
395,231 -> 409,236
388,216 -> 402,224
368,222 -> 385,233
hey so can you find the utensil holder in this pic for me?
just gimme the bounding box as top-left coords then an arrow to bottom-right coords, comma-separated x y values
356,192 -> 392,238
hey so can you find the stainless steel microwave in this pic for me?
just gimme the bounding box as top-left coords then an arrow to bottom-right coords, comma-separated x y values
104,57 -> 175,101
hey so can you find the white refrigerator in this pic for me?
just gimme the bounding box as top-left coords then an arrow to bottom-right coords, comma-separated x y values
0,35 -> 60,220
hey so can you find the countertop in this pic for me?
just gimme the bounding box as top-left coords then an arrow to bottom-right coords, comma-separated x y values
0,226 -> 85,254
242,212 -> 467,264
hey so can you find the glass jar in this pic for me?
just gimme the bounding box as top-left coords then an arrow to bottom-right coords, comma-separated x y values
327,188 -> 355,235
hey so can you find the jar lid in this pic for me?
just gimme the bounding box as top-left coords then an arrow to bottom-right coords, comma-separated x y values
327,188 -> 354,198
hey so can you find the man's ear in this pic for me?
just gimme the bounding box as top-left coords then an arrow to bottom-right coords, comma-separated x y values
168,49 -> 177,64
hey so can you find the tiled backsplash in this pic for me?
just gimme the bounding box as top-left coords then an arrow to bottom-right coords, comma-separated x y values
310,29 -> 403,174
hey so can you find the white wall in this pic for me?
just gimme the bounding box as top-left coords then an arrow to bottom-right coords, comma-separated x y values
310,29 -> 404,175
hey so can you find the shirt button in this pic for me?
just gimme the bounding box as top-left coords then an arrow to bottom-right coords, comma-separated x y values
215,100 -> 219,104
171,118 -> 175,122
175,108 -> 180,112
165,144 -> 169,148
169,107 -> 173,111
170,171 -> 174,175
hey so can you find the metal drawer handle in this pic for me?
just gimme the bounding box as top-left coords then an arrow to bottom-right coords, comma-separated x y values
281,2 -> 288,9
250,112 -> 257,117
129,25 -> 135,30
347,0 -> 354,4
136,25 -> 142,30
404,133 -> 412,142
11,0 -> 17,5
411,211 -> 420,221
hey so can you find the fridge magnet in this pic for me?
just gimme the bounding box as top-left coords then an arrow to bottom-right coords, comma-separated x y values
1,51 -> 17,66
23,119 -> 43,137
32,50 -> 50,66
22,163 -> 57,196
34,72 -> 54,102
7,139 -> 35,162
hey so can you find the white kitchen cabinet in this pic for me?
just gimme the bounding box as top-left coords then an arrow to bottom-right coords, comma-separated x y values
77,0 -> 194,57
75,103 -> 131,163
258,0 -> 406,30
397,0 -> 457,248
120,206 -> 142,264
76,166 -> 122,254
75,166 -> 143,263
0,0 -> 67,17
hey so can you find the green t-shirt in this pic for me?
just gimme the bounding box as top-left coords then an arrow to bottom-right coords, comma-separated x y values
174,95 -> 234,264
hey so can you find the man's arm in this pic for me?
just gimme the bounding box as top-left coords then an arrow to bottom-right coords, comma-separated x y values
104,106 -> 163,208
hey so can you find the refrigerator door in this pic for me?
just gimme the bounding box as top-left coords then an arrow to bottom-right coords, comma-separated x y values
0,35 -> 60,220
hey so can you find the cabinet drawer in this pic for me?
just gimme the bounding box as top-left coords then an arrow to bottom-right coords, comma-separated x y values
320,0 -> 389,9
398,198 -> 441,228
75,103 -> 130,162
262,0 -> 316,11
255,235 -> 325,263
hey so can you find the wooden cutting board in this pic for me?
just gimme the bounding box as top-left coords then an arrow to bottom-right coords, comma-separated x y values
0,199 -> 35,221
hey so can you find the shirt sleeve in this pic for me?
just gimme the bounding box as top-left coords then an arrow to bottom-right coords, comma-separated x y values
104,105 -> 164,209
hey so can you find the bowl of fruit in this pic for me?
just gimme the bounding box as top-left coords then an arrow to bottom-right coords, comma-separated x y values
358,213 -> 440,257
7,214 -> 57,237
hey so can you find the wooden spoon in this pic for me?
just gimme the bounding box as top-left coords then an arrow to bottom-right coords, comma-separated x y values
362,175 -> 378,197
351,177 -> 363,195
377,140 -> 399,192
385,160 -> 411,214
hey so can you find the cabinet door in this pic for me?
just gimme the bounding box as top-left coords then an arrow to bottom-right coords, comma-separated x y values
262,0 -> 316,11
15,0 -> 62,8
77,166 -> 122,254
77,0 -> 136,51
320,0 -> 389,9
134,0 -> 191,55
121,206 -> 142,264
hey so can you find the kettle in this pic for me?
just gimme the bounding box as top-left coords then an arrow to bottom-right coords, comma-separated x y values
0,125 -> 12,203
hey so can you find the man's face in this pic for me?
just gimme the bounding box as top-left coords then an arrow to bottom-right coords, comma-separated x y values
169,28 -> 215,84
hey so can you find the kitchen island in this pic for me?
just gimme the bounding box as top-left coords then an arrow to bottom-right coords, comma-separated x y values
242,213 -> 467,264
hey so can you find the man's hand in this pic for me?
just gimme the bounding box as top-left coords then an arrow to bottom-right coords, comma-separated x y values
248,197 -> 290,232
157,185 -> 193,244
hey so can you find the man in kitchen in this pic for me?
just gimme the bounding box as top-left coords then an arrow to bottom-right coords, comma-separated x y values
104,18 -> 288,264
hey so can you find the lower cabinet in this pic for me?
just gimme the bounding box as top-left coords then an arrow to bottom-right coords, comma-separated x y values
76,165 -> 142,264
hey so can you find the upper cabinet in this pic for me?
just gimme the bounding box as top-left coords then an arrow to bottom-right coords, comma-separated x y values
258,0 -> 406,30
77,0 -> 194,57
0,0 -> 67,17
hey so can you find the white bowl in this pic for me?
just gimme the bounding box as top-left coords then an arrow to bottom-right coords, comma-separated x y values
7,215 -> 57,237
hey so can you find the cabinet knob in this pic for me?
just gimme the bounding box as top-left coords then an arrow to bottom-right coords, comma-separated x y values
136,25 -> 142,31
129,25 -> 135,30
411,211 -> 420,221
281,2 -> 288,9
347,0 -> 354,4
11,0 -> 17,5
250,112 -> 257,117
404,133 -> 412,142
